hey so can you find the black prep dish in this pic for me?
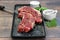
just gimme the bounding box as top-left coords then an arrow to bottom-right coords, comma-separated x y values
11,4 -> 46,38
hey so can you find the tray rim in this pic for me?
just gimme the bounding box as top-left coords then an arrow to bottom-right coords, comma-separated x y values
11,4 -> 46,38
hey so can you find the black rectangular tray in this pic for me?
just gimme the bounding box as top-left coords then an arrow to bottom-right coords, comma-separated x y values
11,4 -> 46,38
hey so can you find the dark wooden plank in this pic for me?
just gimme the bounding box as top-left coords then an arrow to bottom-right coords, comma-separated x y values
0,0 -> 60,40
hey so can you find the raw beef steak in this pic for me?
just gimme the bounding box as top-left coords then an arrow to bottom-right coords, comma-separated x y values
18,13 -> 35,32
18,6 -> 42,23
18,6 -> 42,32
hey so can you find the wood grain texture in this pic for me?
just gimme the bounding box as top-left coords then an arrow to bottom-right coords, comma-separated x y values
0,38 -> 60,40
0,11 -> 13,37
0,0 -> 60,40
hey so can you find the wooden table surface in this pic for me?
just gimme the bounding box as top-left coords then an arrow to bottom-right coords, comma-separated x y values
0,0 -> 60,40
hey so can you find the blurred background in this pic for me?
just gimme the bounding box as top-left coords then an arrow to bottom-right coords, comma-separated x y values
0,0 -> 60,40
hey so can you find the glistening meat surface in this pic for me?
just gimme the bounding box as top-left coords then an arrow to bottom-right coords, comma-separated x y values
18,6 -> 42,32
18,6 -> 42,23
18,13 -> 35,32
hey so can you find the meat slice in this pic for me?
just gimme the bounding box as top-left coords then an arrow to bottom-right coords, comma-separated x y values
18,6 -> 33,18
18,6 -> 42,23
18,13 -> 35,32
18,6 -> 42,32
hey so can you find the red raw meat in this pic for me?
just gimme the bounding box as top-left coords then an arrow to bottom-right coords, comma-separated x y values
18,6 -> 42,32
18,13 -> 35,32
18,6 -> 42,23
